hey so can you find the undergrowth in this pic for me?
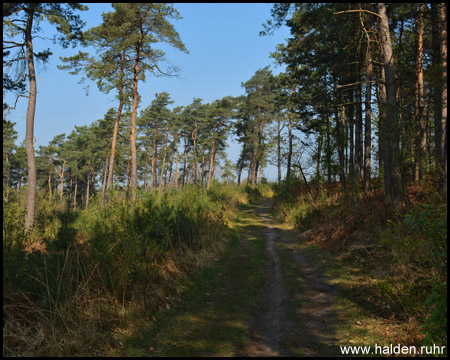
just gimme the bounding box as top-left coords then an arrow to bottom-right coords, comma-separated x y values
271,178 -> 447,350
3,184 -> 248,356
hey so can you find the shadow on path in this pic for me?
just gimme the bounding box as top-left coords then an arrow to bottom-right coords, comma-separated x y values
122,199 -> 339,357
246,199 -> 338,357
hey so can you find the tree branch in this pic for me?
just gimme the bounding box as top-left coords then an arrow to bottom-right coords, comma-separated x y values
337,80 -> 377,90
5,94 -> 29,118
334,9 -> 382,19
3,40 -> 25,48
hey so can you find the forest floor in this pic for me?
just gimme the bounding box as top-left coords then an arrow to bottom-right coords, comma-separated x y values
111,197 -> 395,357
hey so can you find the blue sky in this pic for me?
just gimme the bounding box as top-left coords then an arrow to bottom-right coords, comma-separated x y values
4,3 -> 291,181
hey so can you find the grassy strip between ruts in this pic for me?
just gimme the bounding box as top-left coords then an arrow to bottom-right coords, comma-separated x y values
114,202 -> 267,356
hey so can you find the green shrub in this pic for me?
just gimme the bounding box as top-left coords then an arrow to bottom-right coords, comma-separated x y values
3,185 -> 248,356
403,204 -> 447,347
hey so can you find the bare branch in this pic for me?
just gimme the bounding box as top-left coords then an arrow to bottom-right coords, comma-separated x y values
3,40 -> 25,48
337,80 -> 377,90
334,9 -> 382,19
4,94 -> 28,118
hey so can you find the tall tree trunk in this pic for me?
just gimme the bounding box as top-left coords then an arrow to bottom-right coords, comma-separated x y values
347,95 -> 354,185
58,160 -> 66,202
159,128 -> 168,191
102,158 -> 109,197
207,137 -> 216,188
192,123 -> 198,183
211,153 -> 217,181
396,19 -> 405,158
250,154 -> 257,186
182,141 -> 188,187
175,134 -> 179,188
102,156 -> 108,197
237,144 -> 246,186
48,164 -> 52,202
5,154 -> 11,202
200,153 -> 205,188
151,135 -> 159,188
332,41 -> 346,189
325,104 -> 332,183
254,106 -> 262,186
143,153 -> 148,191
431,4 -> 443,188
105,51 -> 126,203
377,3 -> 402,205
376,58 -> 385,176
277,116 -> 282,183
286,84 -> 297,181
364,39 -> 373,191
106,99 -> 123,191
24,4 -> 37,231
355,83 -> 363,182
167,147 -> 175,187
126,156 -> 130,192
69,175 -> 72,201
85,170 -> 90,210
440,3 -> 447,191
130,45 -> 140,202
73,175 -> 78,210
414,3 -> 426,182
237,164 -> 242,185
316,134 -> 323,183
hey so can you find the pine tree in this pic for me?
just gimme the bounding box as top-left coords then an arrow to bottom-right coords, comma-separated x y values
377,3 -> 402,204
109,3 -> 187,201
3,3 -> 87,230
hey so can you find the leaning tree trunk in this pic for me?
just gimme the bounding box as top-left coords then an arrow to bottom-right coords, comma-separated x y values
207,136 -> 216,189
24,4 -> 37,231
104,50 -> 126,204
192,123 -> 199,184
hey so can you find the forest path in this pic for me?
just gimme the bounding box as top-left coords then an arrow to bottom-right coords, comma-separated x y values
120,198 -> 339,356
247,199 -> 338,356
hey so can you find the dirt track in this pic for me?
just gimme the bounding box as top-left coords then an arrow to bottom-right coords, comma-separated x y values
245,200 -> 338,356
121,199 -> 340,357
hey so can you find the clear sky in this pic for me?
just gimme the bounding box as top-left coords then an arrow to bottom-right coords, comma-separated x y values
4,3 -> 291,181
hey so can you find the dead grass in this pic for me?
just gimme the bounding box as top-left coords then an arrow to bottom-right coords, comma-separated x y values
272,180 -> 446,350
3,232 -> 231,357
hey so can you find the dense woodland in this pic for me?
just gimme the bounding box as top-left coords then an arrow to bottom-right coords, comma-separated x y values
3,3 -> 447,356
